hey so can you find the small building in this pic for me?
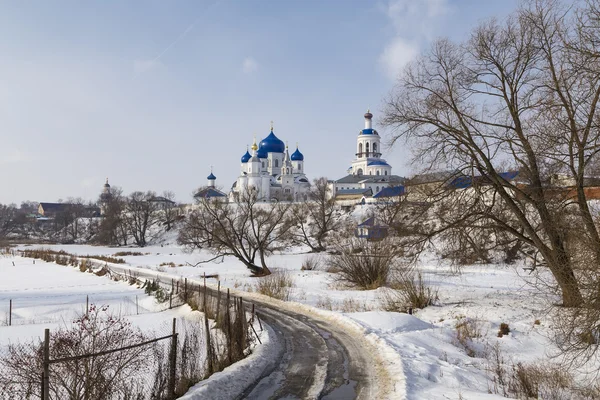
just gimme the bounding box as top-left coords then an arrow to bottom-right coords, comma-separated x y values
38,203 -> 100,219
355,216 -> 389,241
372,186 -> 405,202
149,196 -> 177,207
38,202 -> 69,218
195,171 -> 228,202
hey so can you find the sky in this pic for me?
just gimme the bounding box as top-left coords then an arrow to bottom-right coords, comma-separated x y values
0,0 -> 518,205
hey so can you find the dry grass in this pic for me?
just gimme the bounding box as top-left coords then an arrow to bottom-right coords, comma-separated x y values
113,251 -> 145,257
381,272 -> 438,312
254,270 -> 294,301
301,254 -> 322,271
454,316 -> 484,357
327,238 -> 401,290
159,261 -> 177,268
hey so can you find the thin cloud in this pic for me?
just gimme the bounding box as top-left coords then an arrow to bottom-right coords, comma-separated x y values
133,59 -> 162,74
379,0 -> 452,81
0,149 -> 26,164
242,57 -> 258,74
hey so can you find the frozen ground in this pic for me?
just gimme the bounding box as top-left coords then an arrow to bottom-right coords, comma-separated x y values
0,253 -> 196,352
16,243 -> 599,399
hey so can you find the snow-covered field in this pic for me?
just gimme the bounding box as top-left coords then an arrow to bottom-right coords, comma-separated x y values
12,240 -> 599,399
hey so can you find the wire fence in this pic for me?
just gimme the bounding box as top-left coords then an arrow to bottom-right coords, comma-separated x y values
0,250 -> 264,400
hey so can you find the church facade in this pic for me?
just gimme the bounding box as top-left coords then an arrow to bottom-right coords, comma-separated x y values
330,111 -> 405,201
230,123 -> 311,202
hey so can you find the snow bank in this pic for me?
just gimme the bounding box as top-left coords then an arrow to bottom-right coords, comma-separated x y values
179,323 -> 277,400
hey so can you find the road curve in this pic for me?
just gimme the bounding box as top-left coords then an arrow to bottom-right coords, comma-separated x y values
103,263 -> 389,400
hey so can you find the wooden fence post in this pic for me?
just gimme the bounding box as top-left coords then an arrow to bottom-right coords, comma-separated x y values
9,299 -> 12,326
168,318 -> 177,399
203,278 -> 207,314
256,312 -> 263,331
169,293 -> 172,310
204,313 -> 213,375
42,329 -> 50,400
184,278 -> 188,303
226,289 -> 232,364
86,295 -> 89,315
216,282 -> 221,323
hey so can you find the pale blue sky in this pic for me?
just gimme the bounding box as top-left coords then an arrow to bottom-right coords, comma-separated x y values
0,0 -> 518,204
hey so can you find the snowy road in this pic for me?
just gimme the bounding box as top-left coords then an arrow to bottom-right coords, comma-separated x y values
105,263 -> 382,400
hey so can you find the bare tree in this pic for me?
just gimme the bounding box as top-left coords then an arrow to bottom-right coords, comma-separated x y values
288,177 -> 340,252
178,187 -> 292,276
157,190 -> 180,231
124,191 -> 159,247
0,204 -> 18,241
382,0 -> 600,308
95,187 -> 127,246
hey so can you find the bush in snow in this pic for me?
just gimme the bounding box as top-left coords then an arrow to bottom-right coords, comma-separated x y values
0,305 -> 151,399
381,272 -> 438,311
327,237 -> 402,290
255,269 -> 294,301
301,254 -> 323,271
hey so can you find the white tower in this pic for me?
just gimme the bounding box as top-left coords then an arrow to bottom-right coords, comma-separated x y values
351,110 -> 391,177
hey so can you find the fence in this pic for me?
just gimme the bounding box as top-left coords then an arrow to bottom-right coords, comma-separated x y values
0,251 -> 264,400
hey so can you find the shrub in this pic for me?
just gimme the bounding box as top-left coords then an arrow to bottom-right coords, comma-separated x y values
508,363 -> 573,399
455,317 -> 484,357
159,262 -> 176,268
255,270 -> 294,301
0,305 -> 151,399
301,254 -> 322,271
381,272 -> 438,311
113,251 -> 145,257
497,323 -> 510,337
327,238 -> 401,289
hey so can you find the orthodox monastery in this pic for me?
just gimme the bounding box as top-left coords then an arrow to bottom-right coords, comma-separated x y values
230,123 -> 311,202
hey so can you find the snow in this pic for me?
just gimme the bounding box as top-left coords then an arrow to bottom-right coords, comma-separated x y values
180,323 -> 276,400
13,242 -> 600,399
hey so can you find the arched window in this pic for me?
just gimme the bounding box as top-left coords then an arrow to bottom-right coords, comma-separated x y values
376,170 -> 380,175
358,143 -> 363,155
357,168 -> 363,175
376,186 -> 379,193
373,143 -> 377,153
262,162 -> 265,168
369,171 -> 372,175
275,159 -> 279,167
384,170 -> 388,175
365,142 -> 370,155
286,168 -> 289,174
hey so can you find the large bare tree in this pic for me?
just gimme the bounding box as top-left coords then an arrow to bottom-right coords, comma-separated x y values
383,0 -> 600,308
178,187 -> 292,276
123,191 -> 159,247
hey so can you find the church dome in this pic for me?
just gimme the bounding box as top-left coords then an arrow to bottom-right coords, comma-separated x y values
290,147 -> 304,161
241,150 -> 251,163
259,129 -> 285,154
257,147 -> 268,159
207,172 -> 216,180
103,178 -> 110,189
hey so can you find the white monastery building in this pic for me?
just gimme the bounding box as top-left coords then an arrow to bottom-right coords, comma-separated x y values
230,122 -> 311,202
330,111 -> 404,200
